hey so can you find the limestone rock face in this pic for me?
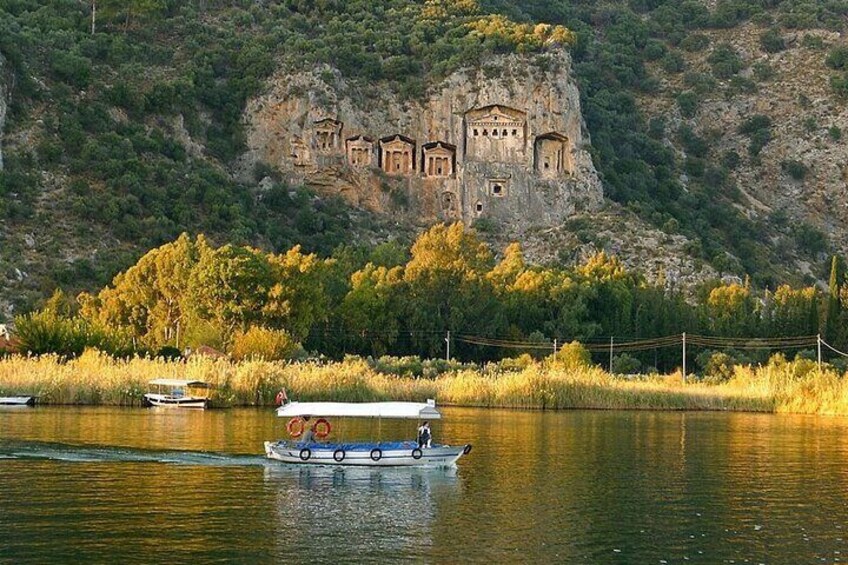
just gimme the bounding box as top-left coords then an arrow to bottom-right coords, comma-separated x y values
244,51 -> 603,232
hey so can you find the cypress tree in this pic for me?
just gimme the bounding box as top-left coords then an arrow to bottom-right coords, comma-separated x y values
825,255 -> 844,346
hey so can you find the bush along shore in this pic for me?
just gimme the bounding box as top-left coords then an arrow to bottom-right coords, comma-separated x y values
2,349 -> 848,415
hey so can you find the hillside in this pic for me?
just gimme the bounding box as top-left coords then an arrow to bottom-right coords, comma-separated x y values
1,0 -> 848,319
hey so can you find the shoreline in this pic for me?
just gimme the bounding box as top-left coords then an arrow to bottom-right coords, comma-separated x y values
1,350 -> 845,415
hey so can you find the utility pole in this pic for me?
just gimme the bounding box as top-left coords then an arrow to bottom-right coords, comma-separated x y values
682,332 -> 687,384
817,333 -> 822,371
445,330 -> 450,362
609,336 -> 614,374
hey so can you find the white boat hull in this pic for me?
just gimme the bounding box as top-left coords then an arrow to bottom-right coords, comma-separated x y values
264,440 -> 470,467
143,394 -> 208,409
0,396 -> 35,406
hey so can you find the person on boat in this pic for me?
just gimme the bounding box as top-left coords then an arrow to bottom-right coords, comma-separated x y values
417,421 -> 432,449
299,416 -> 316,445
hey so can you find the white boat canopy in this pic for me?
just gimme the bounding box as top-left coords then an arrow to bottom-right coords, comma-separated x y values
148,379 -> 210,388
275,400 -> 442,420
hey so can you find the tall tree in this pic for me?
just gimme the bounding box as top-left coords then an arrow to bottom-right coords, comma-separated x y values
824,255 -> 844,345
403,223 -> 499,357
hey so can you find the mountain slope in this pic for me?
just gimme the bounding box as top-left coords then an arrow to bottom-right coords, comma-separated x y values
1,0 -> 847,319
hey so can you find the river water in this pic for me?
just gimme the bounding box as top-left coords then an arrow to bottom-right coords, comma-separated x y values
1,406 -> 847,563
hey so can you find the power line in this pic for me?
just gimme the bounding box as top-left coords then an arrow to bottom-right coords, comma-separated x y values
820,337 -> 848,358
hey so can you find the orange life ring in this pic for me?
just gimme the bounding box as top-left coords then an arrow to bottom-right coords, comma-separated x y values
313,418 -> 331,438
287,417 -> 305,438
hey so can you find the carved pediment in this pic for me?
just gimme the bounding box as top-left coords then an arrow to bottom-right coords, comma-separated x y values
380,134 -> 415,149
314,118 -> 343,132
466,105 -> 526,127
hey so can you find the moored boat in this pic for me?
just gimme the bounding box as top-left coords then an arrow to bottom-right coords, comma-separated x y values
264,399 -> 471,467
143,379 -> 210,409
0,396 -> 36,406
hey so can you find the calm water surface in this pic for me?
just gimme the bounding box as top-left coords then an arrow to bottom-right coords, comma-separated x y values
1,407 -> 847,563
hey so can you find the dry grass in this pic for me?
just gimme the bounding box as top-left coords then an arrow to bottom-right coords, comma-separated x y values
0,350 -> 845,414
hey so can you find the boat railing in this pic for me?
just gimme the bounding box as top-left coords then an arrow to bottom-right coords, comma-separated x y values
273,439 -> 421,451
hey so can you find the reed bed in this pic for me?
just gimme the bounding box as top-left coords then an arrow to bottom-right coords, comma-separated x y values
1,350 -> 846,414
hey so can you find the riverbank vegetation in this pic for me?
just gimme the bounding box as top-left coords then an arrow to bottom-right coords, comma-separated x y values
7,224 -> 848,375
3,347 -> 848,415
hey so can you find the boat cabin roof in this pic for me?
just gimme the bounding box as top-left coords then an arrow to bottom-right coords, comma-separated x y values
275,400 -> 441,420
148,379 -> 210,388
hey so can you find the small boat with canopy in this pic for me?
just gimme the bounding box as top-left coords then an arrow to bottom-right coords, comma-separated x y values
264,398 -> 471,467
143,379 -> 210,409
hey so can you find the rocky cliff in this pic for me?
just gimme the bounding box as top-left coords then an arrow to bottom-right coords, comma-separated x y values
640,23 -> 848,272
244,51 -> 603,235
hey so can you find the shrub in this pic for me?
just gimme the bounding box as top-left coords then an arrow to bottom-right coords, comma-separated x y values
643,39 -> 666,61
793,223 -> 828,255
547,341 -> 592,370
676,91 -> 699,118
49,52 -> 92,88
722,150 -> 741,170
752,61 -> 776,82
831,74 -> 848,98
678,125 -> 710,157
801,34 -> 825,49
728,76 -> 757,94
738,115 -> 772,156
648,117 -> 665,139
708,43 -> 744,78
156,346 -> 183,360
781,160 -> 808,180
663,218 -> 680,234
611,353 -> 641,374
760,28 -> 785,53
828,126 -> 842,140
699,351 -> 736,384
231,326 -> 300,361
661,51 -> 685,73
802,116 -> 817,132
684,157 -> 705,177
681,33 -> 710,52
683,72 -> 717,94
11,310 -> 131,357
826,46 -> 848,70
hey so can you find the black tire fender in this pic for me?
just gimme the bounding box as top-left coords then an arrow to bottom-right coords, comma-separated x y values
299,448 -> 311,461
333,449 -> 346,462
463,444 -> 472,455
370,448 -> 383,462
411,448 -> 423,460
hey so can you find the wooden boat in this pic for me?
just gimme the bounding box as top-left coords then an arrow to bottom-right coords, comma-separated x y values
0,396 -> 36,406
143,379 -> 210,409
264,399 -> 471,467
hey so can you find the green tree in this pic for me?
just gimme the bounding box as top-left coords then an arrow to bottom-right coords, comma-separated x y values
79,233 -> 203,348
100,0 -> 166,29
703,282 -> 757,336
403,223 -> 499,357
824,255 -> 845,345
765,285 -> 819,337
264,246 -> 329,341
341,264 -> 404,356
188,243 -> 275,340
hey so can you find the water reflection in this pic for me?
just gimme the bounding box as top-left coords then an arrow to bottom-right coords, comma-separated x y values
4,407 -> 848,562
263,464 -> 459,562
